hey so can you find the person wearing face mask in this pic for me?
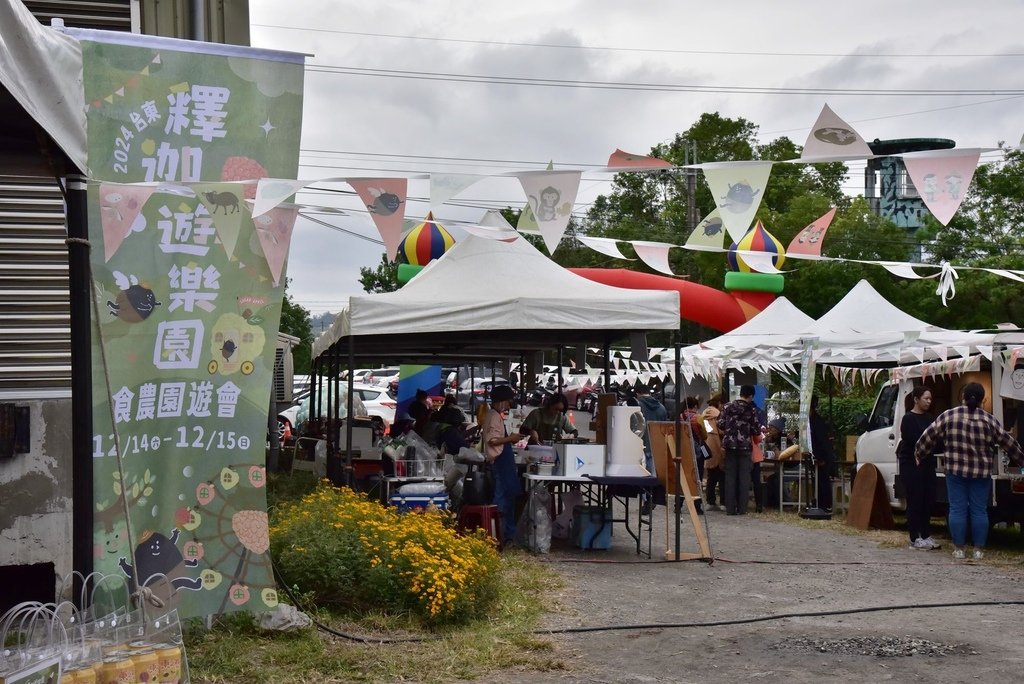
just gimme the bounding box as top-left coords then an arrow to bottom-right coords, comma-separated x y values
483,384 -> 525,544
899,386 -> 939,550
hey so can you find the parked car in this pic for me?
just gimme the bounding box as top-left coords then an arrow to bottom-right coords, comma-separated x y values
351,383 -> 397,432
366,367 -> 400,388
276,382 -> 372,438
456,377 -> 514,414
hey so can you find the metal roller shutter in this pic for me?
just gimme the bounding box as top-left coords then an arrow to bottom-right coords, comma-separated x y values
22,0 -> 133,31
0,176 -> 71,398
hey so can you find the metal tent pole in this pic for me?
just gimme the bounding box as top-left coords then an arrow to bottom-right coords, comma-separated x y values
67,173 -> 93,607
674,333 -> 683,561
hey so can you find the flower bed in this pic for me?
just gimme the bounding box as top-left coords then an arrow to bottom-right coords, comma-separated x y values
270,483 -> 500,624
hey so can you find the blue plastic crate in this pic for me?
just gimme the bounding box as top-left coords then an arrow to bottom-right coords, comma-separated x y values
572,505 -> 612,550
390,492 -> 449,512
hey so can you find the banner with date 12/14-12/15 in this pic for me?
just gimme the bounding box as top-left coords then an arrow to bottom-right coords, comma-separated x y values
78,31 -> 304,618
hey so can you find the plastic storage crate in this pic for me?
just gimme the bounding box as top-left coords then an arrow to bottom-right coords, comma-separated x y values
571,505 -> 612,550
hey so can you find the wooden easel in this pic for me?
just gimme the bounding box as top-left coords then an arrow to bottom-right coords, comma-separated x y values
648,421 -> 711,561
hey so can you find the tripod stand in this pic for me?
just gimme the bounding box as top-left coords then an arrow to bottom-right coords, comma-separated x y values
800,453 -> 832,520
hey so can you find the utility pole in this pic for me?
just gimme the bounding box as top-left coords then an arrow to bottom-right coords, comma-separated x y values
683,139 -> 698,235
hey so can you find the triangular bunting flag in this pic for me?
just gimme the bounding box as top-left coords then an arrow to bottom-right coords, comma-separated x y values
516,171 -> 582,254
429,173 -> 482,210
800,104 -> 873,161
684,209 -> 727,251
786,208 -> 836,257
252,178 -> 310,218
900,149 -> 981,226
701,161 -> 773,243
606,149 -> 673,169
98,183 -> 156,262
577,236 -> 633,260
631,241 -> 676,275
195,183 -> 246,258
115,87 -> 124,97
349,178 -> 408,260
253,206 -> 299,286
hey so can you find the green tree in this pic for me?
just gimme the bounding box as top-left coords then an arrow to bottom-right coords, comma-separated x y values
359,253 -> 399,293
280,284 -> 313,374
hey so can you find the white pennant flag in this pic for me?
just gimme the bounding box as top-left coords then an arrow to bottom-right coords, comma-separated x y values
684,209 -> 727,251
429,173 -> 483,209
800,104 -> 873,162
516,171 -> 582,254
631,240 -> 676,275
578,236 -> 634,260
253,178 -> 311,218
701,161 -> 773,243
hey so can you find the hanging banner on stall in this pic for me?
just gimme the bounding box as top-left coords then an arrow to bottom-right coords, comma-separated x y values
80,31 -> 305,619
396,365 -> 443,419
797,338 -> 818,454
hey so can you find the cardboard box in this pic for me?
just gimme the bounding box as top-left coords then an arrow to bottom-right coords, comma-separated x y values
556,444 -> 606,477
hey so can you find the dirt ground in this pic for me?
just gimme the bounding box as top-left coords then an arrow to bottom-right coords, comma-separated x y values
480,502 -> 1024,684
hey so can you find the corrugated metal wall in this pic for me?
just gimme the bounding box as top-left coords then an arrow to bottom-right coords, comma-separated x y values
0,177 -> 71,398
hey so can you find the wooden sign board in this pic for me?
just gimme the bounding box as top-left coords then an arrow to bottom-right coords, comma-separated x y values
648,421 -> 700,497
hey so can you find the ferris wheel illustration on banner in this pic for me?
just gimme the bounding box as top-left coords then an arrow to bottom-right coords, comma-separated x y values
176,462 -> 278,613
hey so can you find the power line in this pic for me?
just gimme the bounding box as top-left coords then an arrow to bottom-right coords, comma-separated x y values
306,64 -> 1024,97
253,23 -> 1024,60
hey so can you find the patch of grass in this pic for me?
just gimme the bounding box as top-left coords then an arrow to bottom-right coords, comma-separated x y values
185,551 -> 569,683
265,470 -> 319,511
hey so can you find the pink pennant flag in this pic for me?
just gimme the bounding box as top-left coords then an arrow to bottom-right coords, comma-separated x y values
786,208 -> 836,257
900,149 -> 981,226
606,149 -> 673,169
349,179 -> 408,260
253,206 -> 298,286
98,183 -> 156,261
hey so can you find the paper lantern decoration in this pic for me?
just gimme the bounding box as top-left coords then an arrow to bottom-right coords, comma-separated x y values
397,212 -> 455,265
727,221 -> 786,272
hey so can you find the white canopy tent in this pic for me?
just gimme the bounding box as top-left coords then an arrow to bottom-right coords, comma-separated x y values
312,233 -> 681,364
675,280 -> 995,376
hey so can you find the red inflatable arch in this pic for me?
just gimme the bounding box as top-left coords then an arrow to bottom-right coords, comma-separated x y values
569,268 -> 776,333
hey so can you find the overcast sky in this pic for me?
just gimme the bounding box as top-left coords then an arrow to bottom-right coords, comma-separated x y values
248,1 -> 1024,316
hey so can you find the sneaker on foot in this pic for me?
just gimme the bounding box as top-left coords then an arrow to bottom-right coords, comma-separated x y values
973,549 -> 985,560
952,548 -> 965,560
921,536 -> 942,550
911,538 -> 928,550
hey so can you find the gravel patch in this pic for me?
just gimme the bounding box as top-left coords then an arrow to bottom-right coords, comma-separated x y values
774,635 -> 978,657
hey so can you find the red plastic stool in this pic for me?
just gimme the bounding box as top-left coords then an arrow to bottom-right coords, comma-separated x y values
457,505 -> 503,545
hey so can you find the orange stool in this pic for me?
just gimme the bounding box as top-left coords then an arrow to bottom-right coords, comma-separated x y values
457,504 -> 503,544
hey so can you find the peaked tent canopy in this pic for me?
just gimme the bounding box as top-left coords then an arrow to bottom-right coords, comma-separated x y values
312,234 -> 680,363
679,280 -> 994,373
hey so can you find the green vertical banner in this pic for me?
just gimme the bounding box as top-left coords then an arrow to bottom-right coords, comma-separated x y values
80,33 -> 304,618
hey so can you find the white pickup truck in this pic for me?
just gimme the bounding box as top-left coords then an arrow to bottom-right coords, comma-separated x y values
855,334 -> 1024,524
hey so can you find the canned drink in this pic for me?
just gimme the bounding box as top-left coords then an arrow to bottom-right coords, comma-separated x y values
128,639 -> 154,651
132,650 -> 160,682
155,645 -> 182,683
99,656 -> 135,684
61,672 -> 76,684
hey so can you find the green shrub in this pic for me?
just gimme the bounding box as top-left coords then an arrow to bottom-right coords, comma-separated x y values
270,483 -> 500,625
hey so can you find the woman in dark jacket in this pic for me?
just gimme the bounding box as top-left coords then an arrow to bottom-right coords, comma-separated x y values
899,386 -> 938,550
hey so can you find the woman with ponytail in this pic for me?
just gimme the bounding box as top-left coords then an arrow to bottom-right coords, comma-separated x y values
916,382 -> 1024,560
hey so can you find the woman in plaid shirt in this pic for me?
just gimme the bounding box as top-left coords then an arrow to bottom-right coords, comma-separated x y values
916,382 -> 1024,560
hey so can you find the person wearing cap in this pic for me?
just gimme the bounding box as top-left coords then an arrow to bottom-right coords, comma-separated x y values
483,384 -> 525,543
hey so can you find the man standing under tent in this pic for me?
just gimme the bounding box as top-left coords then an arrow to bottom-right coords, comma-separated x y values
718,385 -> 761,515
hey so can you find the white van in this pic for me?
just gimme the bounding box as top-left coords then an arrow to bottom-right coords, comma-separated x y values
855,333 -> 1024,523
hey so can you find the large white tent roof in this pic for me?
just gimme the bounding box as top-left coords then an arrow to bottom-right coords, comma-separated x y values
312,234 -> 680,362
679,280 -> 995,374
